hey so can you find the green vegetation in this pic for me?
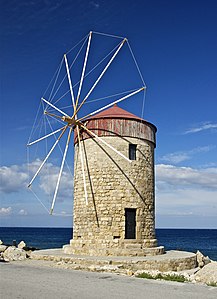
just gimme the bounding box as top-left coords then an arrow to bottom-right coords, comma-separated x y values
137,272 -> 187,283
207,281 -> 217,287
136,272 -> 156,280
158,273 -> 186,283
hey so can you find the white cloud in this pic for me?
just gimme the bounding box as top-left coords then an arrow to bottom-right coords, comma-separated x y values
155,164 -> 217,223
0,166 -> 28,193
2,160 -> 216,225
184,122 -> 217,134
159,146 -> 215,164
156,164 -> 217,190
159,152 -> 190,164
0,207 -> 12,216
39,170 -> 73,198
18,209 -> 27,215
0,160 -> 73,200
156,188 -> 217,218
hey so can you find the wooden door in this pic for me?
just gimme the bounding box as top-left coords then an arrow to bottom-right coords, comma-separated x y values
125,208 -> 136,239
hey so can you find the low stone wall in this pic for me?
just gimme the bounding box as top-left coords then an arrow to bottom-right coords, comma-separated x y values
63,239 -> 164,257
31,249 -> 197,272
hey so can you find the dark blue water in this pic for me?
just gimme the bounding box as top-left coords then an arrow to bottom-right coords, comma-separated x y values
0,227 -> 72,250
156,229 -> 217,261
0,227 -> 216,261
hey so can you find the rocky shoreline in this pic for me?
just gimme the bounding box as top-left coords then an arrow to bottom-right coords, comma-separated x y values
0,239 -> 217,286
0,239 -> 37,262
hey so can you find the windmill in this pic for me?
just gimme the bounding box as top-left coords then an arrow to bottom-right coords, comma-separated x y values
27,32 -> 163,256
27,31 -> 146,214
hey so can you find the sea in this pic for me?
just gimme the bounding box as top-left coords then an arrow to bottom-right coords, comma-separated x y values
0,227 -> 217,261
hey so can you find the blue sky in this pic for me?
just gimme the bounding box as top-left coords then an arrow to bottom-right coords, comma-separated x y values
0,0 -> 217,228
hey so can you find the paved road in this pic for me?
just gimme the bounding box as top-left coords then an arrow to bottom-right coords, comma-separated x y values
0,260 -> 216,299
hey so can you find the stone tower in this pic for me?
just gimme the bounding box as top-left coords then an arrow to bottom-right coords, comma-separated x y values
63,105 -> 164,256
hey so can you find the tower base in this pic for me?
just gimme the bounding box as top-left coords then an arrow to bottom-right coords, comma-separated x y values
63,238 -> 165,257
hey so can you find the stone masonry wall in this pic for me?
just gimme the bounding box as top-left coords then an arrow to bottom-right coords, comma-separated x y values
66,134 -> 160,256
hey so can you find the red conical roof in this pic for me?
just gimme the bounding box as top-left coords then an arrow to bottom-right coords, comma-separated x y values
89,104 -> 143,121
74,104 -> 157,145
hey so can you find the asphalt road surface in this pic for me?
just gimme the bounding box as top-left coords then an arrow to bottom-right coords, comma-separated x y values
0,260 -> 216,299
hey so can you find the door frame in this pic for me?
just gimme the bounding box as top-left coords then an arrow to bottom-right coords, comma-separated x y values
125,208 -> 136,239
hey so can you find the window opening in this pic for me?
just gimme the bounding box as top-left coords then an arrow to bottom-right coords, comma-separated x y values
129,144 -> 137,160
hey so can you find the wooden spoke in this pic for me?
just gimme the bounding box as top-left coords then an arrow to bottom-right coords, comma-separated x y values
44,111 -> 64,120
42,97 -> 70,117
27,127 -> 65,146
50,127 -> 72,215
76,31 -> 92,109
64,54 -> 76,113
76,125 -> 88,205
78,87 -> 145,122
80,123 -> 132,163
74,38 -> 127,117
28,126 -> 68,188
